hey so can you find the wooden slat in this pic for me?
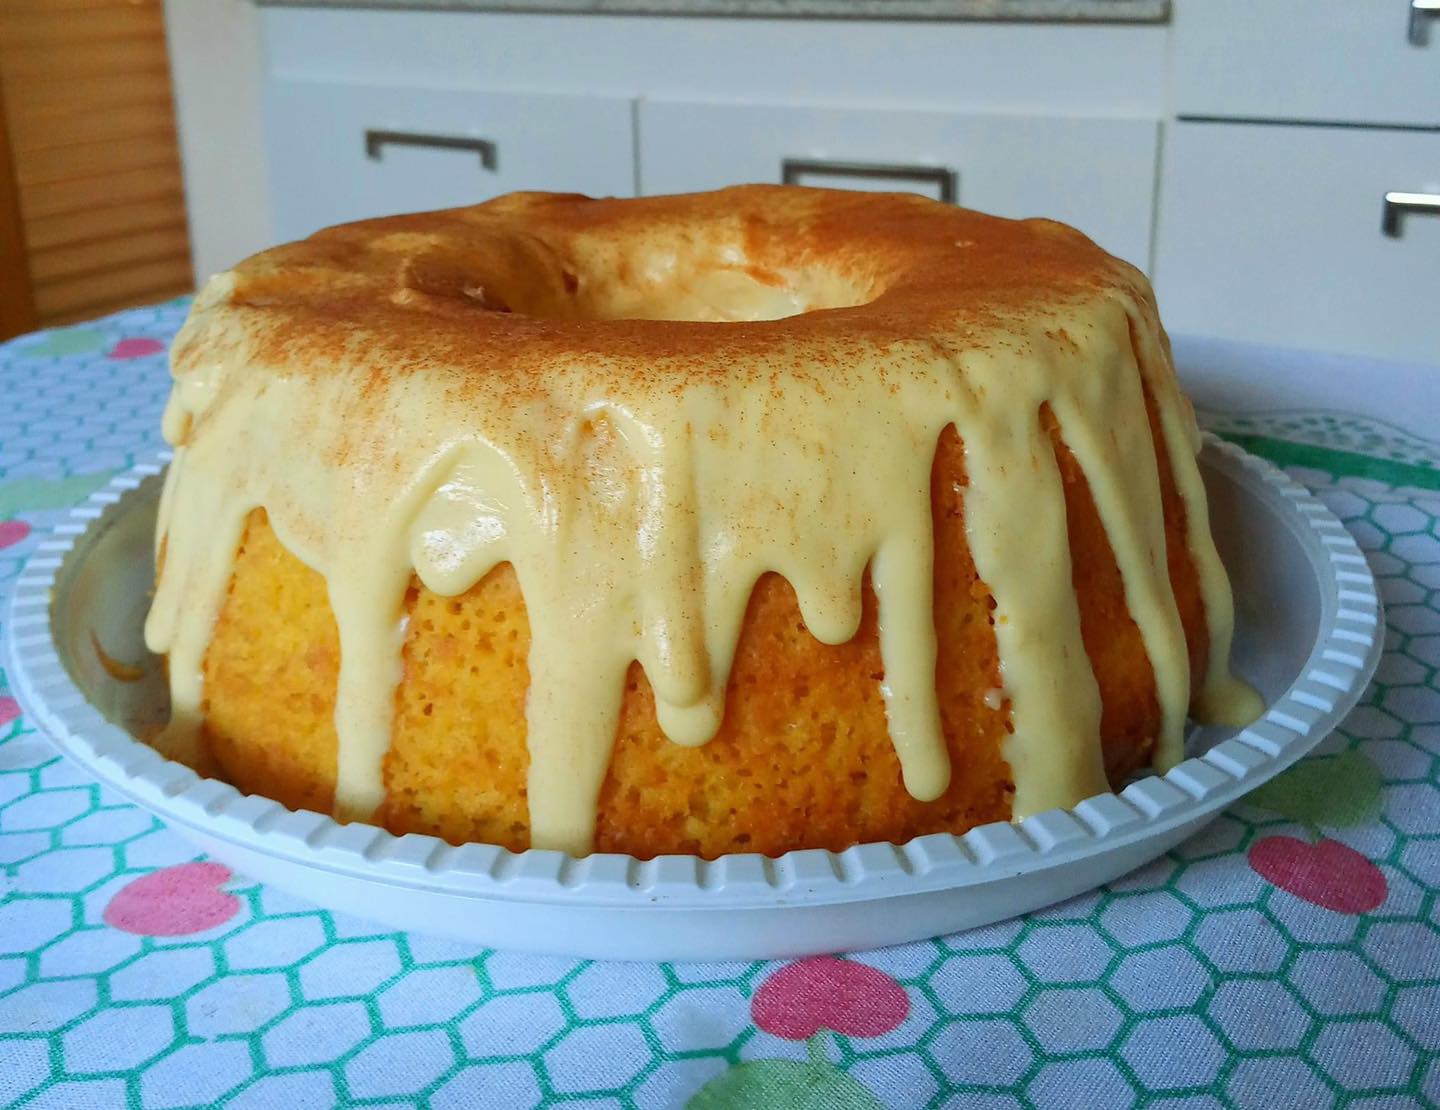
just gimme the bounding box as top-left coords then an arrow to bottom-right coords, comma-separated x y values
26,198 -> 185,252
1,38 -> 169,81
34,255 -> 193,319
0,78 -> 38,339
9,100 -> 176,153
3,68 -> 173,115
5,0 -> 162,11
0,6 -> 164,47
30,224 -> 190,285
18,164 -> 183,220
16,129 -> 179,187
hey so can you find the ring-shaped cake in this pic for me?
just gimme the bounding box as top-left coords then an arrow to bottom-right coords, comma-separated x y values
147,186 -> 1259,858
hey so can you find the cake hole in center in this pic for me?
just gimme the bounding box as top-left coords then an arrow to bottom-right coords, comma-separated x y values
395,231 -> 882,323
460,254 -> 877,323
563,259 -> 877,323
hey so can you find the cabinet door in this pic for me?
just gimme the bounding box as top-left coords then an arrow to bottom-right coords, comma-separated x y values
1154,122 -> 1440,367
264,79 -> 636,242
638,100 -> 1158,270
1173,0 -> 1440,128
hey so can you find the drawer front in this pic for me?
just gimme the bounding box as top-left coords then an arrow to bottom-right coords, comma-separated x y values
1173,0 -> 1440,127
264,80 -> 636,242
638,100 -> 1159,270
1154,122 -> 1440,366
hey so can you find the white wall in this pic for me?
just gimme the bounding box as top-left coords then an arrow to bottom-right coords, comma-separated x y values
164,0 -> 274,282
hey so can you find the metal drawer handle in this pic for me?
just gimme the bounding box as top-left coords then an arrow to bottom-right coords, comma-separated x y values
364,129 -> 498,170
1382,191 -> 1440,236
1410,0 -> 1440,46
781,158 -> 957,203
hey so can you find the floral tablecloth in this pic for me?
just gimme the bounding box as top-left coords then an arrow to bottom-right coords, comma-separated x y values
0,300 -> 1437,1110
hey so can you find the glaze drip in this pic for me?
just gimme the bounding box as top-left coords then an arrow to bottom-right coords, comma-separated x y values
145,188 -> 1258,855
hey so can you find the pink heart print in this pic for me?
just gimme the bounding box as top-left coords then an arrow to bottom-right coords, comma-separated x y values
1248,836 -> 1387,914
752,957 -> 909,1040
108,337 -> 166,359
0,519 -> 30,550
104,862 -> 242,936
0,697 -> 19,727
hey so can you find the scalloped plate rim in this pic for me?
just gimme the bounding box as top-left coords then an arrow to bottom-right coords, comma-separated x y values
3,435 -> 1383,923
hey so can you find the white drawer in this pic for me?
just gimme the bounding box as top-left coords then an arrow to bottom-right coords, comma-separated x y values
638,100 -> 1159,270
1154,122 -> 1440,366
263,79 -> 636,242
1173,0 -> 1440,127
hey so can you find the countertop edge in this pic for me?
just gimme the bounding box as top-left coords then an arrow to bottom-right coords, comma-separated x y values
253,0 -> 1169,23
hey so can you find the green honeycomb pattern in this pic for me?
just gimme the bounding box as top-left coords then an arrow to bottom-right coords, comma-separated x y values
0,304 -> 1437,1109
1202,408 -> 1440,473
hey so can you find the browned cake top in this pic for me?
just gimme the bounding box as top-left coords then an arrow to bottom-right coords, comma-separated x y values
176,185 -> 1146,395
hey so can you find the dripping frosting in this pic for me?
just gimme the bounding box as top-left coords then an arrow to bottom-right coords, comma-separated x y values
145,186 -> 1259,856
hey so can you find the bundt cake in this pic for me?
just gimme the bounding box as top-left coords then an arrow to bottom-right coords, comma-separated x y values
145,185 -> 1259,858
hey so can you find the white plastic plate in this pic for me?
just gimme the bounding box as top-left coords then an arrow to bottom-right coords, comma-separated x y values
4,437 -> 1382,960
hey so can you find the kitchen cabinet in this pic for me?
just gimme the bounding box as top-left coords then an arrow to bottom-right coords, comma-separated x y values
1172,0 -> 1440,129
1154,122 -> 1440,366
264,79 -> 636,243
639,100 -> 1157,269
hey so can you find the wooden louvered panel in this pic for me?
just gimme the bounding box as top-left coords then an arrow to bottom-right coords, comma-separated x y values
0,0 -> 193,326
34,256 -> 192,320
20,164 -> 183,221
5,68 -> 173,115
26,198 -> 185,252
0,6 -> 165,45
4,0 -> 160,11
15,128 -> 180,185
30,222 -> 190,285
9,100 -> 176,152
3,40 -> 172,81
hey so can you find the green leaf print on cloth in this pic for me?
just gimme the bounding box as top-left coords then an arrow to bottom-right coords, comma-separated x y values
0,471 -> 117,518
689,1035 -> 884,1110
18,327 -> 110,358
1246,748 -> 1384,833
